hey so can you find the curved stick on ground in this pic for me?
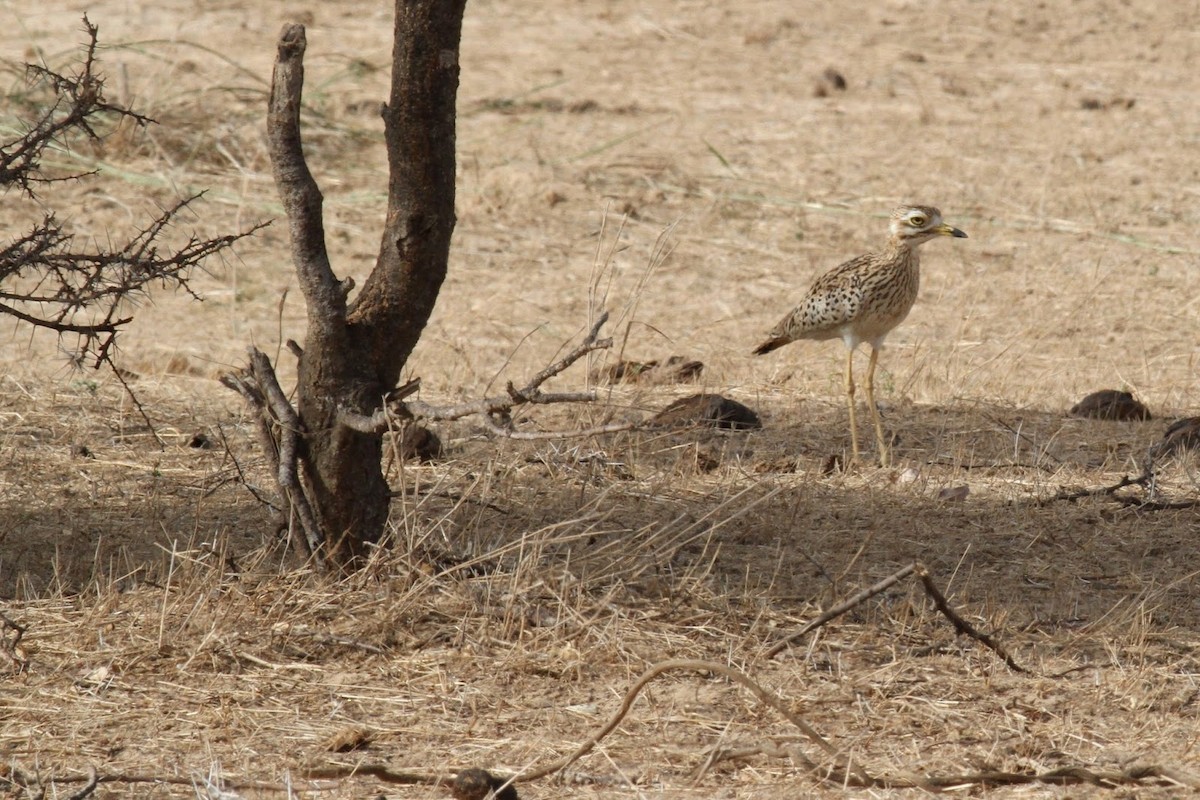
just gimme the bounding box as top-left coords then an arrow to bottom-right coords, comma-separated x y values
519,658 -> 870,786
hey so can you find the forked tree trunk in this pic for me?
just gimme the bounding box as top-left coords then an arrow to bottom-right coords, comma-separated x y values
265,2 -> 465,566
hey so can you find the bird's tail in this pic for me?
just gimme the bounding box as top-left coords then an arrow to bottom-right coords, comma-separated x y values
752,337 -> 788,356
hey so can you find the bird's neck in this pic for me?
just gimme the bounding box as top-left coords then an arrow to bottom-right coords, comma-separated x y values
882,237 -> 918,260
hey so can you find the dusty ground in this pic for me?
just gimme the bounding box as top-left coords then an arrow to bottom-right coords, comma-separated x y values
3,0 -> 1200,797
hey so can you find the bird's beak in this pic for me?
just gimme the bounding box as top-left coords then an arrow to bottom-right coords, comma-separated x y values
937,223 -> 968,238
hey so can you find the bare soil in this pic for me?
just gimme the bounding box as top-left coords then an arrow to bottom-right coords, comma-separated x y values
3,1 -> 1200,797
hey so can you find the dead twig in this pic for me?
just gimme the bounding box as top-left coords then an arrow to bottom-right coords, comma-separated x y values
765,562 -> 1028,673
521,658 -> 870,786
477,412 -> 636,441
1113,496 -> 1200,511
43,771 -> 344,793
335,379 -> 423,433
765,563 -> 916,659
65,768 -> 99,800
1038,466 -> 1199,510
913,563 -> 1028,673
3,25 -> 264,369
220,349 -> 326,560
1040,472 -> 1150,505
913,763 -> 1200,790
335,313 -> 621,441
40,758 -> 1198,795
407,312 -> 615,423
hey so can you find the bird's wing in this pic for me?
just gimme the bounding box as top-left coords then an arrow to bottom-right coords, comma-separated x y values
766,253 -> 874,341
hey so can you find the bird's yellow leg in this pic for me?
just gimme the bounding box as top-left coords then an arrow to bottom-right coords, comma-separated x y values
845,347 -> 859,462
865,345 -> 889,467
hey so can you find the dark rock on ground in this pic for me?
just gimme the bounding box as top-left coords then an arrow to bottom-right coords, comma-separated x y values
649,393 -> 761,430
1069,389 -> 1152,421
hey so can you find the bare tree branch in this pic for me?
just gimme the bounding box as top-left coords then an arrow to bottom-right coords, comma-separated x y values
477,414 -> 636,441
268,23 -> 346,324
0,18 -> 263,368
0,17 -> 149,193
335,312 -> 619,436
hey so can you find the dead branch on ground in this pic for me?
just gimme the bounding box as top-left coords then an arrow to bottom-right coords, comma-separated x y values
764,563 -> 916,659
765,561 -> 1028,672
65,767 -> 98,800
913,564 -> 1027,673
32,649 -> 1200,795
1041,472 -> 1151,505
520,658 -> 869,786
523,657 -> 1195,792
37,755 -> 1198,796
1038,459 -> 1200,511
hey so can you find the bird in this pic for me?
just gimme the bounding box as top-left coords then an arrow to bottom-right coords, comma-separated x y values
753,205 -> 968,467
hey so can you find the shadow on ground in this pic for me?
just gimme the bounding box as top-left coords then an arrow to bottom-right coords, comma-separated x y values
3,397 -> 1195,638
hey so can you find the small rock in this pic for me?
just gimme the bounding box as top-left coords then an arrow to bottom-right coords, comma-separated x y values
937,485 -> 970,502
822,67 -> 847,89
452,768 -> 518,800
1149,417 -> 1200,459
898,466 -> 921,484
72,444 -> 94,459
814,67 -> 847,96
648,394 -> 761,430
398,424 -> 443,462
1069,390 -> 1152,421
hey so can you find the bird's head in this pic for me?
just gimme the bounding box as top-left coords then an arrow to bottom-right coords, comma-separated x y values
888,205 -> 968,246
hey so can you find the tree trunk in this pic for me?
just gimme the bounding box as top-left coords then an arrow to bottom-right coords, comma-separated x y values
265,2 -> 465,566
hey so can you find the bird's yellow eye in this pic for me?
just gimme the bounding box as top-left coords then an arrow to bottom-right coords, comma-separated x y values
908,215 -> 927,227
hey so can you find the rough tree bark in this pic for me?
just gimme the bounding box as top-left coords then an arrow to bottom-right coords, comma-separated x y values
231,2 -> 624,569
266,3 -> 465,565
